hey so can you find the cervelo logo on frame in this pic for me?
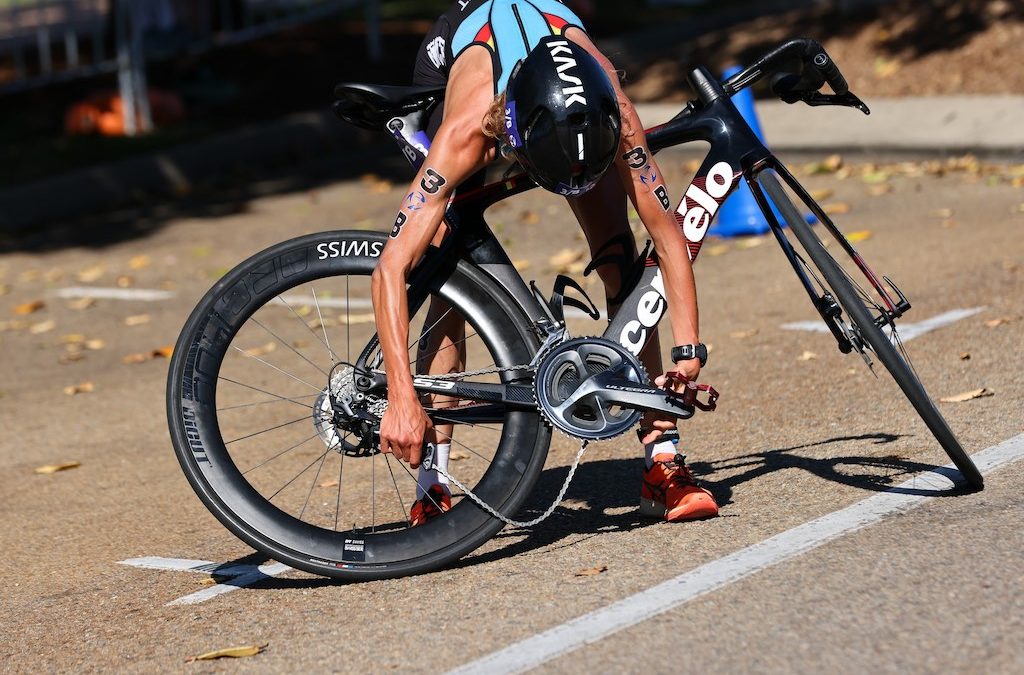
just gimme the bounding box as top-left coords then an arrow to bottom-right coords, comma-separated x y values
619,269 -> 667,356
547,40 -> 587,107
676,161 -> 739,253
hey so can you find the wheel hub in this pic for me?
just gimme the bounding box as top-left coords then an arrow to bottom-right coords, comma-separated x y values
534,337 -> 646,441
312,365 -> 387,457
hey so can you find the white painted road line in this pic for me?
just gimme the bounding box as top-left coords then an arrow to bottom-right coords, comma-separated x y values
55,287 -> 177,302
782,307 -> 985,342
119,557 -> 292,605
448,433 -> 1024,675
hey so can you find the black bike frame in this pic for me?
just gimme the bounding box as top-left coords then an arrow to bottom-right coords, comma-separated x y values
372,64 -> 907,409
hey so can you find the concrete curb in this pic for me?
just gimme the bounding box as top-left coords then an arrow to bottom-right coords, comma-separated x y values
2,96 -> 1021,233
637,96 -> 1024,155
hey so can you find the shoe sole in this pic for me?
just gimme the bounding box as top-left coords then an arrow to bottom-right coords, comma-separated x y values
640,497 -> 719,522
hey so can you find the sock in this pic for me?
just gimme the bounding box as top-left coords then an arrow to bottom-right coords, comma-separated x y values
417,443 -> 450,499
644,438 -> 677,469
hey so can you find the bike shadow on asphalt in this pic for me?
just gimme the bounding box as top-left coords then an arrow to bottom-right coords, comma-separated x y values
242,431 -> 967,587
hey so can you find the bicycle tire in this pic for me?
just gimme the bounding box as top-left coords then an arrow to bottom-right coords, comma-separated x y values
760,172 -> 984,490
167,230 -> 551,580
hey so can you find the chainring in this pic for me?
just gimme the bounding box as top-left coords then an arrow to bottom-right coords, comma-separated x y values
534,337 -> 646,441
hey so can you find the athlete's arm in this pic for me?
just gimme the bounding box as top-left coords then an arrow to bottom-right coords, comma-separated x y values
567,29 -> 701,381
372,50 -> 496,467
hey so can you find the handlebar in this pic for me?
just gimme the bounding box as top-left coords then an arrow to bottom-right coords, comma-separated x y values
722,38 -> 848,98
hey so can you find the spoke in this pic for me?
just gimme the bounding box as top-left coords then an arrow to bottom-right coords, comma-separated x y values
218,394 -> 318,412
334,444 -> 346,531
218,376 -> 319,412
410,306 -> 454,351
311,287 -> 338,368
277,294 -> 340,363
430,414 -> 503,432
226,414 -> 315,445
383,455 -> 410,524
412,330 -> 481,366
268,447 -> 333,502
432,427 -> 493,466
299,448 -> 330,521
242,431 -> 322,475
251,316 -> 330,377
346,276 -> 352,362
230,345 -> 323,393
393,457 -> 445,513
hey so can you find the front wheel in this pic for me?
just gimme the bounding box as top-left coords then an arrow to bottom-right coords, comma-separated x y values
167,231 -> 551,580
760,172 -> 983,490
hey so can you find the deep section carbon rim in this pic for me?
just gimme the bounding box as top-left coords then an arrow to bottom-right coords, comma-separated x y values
167,231 -> 550,580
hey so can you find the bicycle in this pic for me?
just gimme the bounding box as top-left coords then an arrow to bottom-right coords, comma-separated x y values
167,38 -> 984,582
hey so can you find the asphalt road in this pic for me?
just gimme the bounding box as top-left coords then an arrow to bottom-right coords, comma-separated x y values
1,150 -> 1022,673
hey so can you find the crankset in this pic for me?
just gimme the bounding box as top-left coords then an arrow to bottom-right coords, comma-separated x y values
534,337 -> 719,441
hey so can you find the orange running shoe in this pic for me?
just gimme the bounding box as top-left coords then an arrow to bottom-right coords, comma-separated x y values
409,484 -> 451,527
640,453 -> 719,522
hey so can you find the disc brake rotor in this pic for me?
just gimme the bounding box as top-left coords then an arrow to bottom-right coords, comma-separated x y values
312,365 -> 386,457
534,337 -> 646,441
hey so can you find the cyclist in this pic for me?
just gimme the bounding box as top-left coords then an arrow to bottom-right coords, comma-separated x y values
371,0 -> 718,526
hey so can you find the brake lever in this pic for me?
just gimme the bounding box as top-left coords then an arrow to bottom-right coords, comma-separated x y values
801,91 -> 871,115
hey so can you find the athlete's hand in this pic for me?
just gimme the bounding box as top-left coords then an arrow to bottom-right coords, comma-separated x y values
379,394 -> 432,468
640,360 -> 702,444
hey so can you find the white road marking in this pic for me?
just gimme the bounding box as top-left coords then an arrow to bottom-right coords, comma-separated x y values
449,433 -> 1024,675
782,307 -> 985,342
55,287 -> 177,302
119,556 -> 292,606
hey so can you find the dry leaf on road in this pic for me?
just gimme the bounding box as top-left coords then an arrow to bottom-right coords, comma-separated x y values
35,461 -> 81,474
76,265 -> 104,282
29,320 -> 56,334
798,351 -> 818,361
85,339 -> 105,351
122,353 -> 150,365
0,283 -> 9,296
64,382 -> 95,395
845,230 -> 873,243
512,259 -> 531,272
959,352 -> 971,361
867,184 -> 892,197
318,479 -> 340,488
730,329 -> 758,339
823,202 -> 852,215
152,346 -> 174,359
187,644 -> 267,662
931,208 -> 954,218
940,388 -> 994,403
199,578 -> 218,587
575,565 -> 608,577
0,320 -> 28,332
449,449 -> 471,461
706,244 -> 730,257
735,237 -> 764,250
124,314 -> 151,326
810,189 -> 834,201
336,313 -> 375,326
128,255 -> 151,270
61,334 -> 86,344
115,275 -> 134,288
67,297 -> 96,311
549,248 -> 585,271
13,300 -> 45,315
521,210 -> 541,225
984,317 -> 1017,328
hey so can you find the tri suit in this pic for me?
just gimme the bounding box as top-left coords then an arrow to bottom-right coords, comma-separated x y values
413,0 -> 587,139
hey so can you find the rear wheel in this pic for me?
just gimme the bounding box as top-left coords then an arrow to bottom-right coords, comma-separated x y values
760,172 -> 983,489
167,231 -> 551,580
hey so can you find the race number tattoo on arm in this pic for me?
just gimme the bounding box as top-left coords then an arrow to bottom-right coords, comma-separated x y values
622,146 -> 649,170
420,168 -> 448,195
390,211 -> 408,238
654,185 -> 671,211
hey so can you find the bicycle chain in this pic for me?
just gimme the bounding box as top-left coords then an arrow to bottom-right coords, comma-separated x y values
425,361 -> 592,528
429,441 -> 589,529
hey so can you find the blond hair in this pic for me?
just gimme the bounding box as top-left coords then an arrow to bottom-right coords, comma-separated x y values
481,92 -> 508,140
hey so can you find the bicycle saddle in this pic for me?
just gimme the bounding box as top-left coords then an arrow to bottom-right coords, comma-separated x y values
332,83 -> 445,131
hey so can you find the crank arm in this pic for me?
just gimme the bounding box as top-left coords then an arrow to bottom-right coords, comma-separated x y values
600,381 -> 696,420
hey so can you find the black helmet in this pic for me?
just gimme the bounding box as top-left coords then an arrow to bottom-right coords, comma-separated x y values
504,36 -> 621,197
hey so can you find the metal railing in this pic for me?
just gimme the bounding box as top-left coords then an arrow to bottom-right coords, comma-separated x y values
1,0 -> 380,134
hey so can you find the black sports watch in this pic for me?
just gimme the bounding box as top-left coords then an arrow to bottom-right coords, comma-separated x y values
671,343 -> 708,367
